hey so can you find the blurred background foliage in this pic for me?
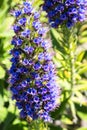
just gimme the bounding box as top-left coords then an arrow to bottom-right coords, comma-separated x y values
0,0 -> 87,130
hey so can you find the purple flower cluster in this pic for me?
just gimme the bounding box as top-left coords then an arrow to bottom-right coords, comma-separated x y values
43,0 -> 87,28
9,1 -> 60,122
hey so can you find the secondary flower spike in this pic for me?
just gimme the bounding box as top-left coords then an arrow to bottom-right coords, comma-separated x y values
9,1 -> 60,122
43,0 -> 87,28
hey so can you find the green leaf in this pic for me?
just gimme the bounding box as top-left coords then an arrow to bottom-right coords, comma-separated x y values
5,119 -> 28,130
74,84 -> 87,91
78,66 -> 87,74
50,29 -> 66,54
28,120 -> 48,130
0,107 -> 8,123
0,66 -> 5,79
77,51 -> 85,62
6,124 -> 28,130
76,127 -> 87,130
75,104 -> 87,120
49,125 -> 63,130
3,112 -> 16,130
61,115 -> 73,125
0,31 -> 14,38
69,101 -> 77,123
0,79 -> 5,96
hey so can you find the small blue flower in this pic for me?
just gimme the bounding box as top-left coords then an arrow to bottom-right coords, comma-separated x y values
38,28 -> 47,35
35,80 -> 42,87
33,62 -> 42,70
24,46 -> 34,54
16,102 -> 23,109
17,67 -> 28,74
21,29 -> 31,37
21,80 -> 28,88
18,17 -> 27,26
41,40 -> 51,49
38,111 -> 52,122
14,10 -> 22,17
33,37 -> 43,45
33,96 -> 39,103
11,37 -> 22,46
23,1 -> 31,7
32,21 -> 41,30
60,13 -> 67,20
34,12 -> 40,19
38,52 -> 44,61
27,88 -> 37,95
10,57 -> 19,63
22,59 -> 33,66
13,25 -> 21,33
23,6 -> 32,14
10,49 -> 21,57
44,53 -> 52,61
20,110 -> 27,118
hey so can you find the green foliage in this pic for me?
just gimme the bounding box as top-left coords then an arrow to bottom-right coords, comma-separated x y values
0,0 -> 87,130
50,24 -> 87,129
76,128 -> 87,130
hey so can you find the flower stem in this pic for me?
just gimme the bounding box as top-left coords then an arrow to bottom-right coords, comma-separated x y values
70,44 -> 75,90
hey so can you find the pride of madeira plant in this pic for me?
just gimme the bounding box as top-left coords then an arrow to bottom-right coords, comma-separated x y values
9,0 -> 60,123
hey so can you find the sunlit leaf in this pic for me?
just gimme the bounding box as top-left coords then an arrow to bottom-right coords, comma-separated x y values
0,66 -> 5,79
75,104 -> 87,120
76,127 -> 87,130
61,115 -> 73,125
0,107 -> 8,123
69,101 -> 77,123
77,51 -> 85,62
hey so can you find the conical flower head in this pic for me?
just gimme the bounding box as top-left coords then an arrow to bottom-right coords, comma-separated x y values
9,0 -> 60,122
43,0 -> 87,28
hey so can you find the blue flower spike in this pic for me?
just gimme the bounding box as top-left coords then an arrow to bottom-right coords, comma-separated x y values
43,0 -> 87,28
9,0 -> 60,122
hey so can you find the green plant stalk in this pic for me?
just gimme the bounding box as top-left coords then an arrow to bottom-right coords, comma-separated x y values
28,119 -> 49,130
69,31 -> 78,122
70,43 -> 75,92
69,28 -> 77,95
61,26 -> 76,93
